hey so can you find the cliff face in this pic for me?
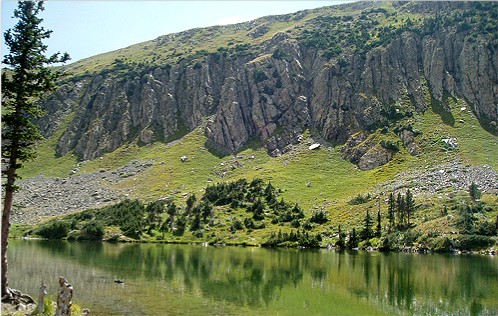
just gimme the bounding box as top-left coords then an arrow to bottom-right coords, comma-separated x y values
42,2 -> 497,166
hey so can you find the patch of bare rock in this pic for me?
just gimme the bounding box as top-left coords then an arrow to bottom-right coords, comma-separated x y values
377,160 -> 498,195
12,160 -> 153,225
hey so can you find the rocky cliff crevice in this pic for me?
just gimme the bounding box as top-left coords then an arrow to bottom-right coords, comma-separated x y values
39,2 -> 497,168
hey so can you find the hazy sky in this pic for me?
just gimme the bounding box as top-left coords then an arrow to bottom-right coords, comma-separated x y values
1,1 -> 349,65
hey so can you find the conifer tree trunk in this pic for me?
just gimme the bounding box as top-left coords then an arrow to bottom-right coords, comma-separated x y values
1,180 -> 14,297
1,0 -> 69,299
1,128 -> 19,298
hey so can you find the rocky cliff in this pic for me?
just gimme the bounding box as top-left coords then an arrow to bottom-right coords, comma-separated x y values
40,1 -> 497,169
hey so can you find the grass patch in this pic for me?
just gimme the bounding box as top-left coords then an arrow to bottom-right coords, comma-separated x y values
18,112 -> 78,179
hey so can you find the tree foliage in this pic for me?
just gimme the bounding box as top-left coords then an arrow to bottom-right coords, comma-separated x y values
469,182 -> 481,203
360,209 -> 374,240
1,0 -> 69,298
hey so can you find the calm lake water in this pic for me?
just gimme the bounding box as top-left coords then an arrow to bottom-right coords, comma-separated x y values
7,240 -> 498,315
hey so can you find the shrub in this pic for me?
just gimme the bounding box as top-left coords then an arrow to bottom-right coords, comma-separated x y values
348,193 -> 371,205
244,218 -> 255,229
35,221 -> 70,239
454,235 -> 493,250
310,209 -> 328,224
272,48 -> 290,61
431,236 -> 452,252
378,236 -> 392,251
380,140 -> 400,152
253,69 -> 268,83
79,221 -> 105,241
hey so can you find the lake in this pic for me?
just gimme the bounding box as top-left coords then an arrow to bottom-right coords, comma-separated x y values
7,240 -> 498,315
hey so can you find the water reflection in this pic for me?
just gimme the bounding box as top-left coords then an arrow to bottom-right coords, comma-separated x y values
8,240 -> 498,315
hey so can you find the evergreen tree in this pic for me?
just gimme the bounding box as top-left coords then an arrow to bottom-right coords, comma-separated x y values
159,217 -> 171,238
459,204 -> 474,234
469,182 -> 481,203
186,194 -> 197,212
200,201 -> 213,221
1,1 -> 69,298
166,202 -> 177,215
264,181 -> 275,197
310,208 -> 329,224
292,203 -> 305,219
347,228 -> 358,249
361,209 -> 374,240
387,193 -> 395,232
145,201 -> 164,232
376,209 -> 382,238
252,198 -> 265,220
396,193 -> 405,228
190,213 -> 201,231
336,225 -> 345,248
405,189 -> 415,227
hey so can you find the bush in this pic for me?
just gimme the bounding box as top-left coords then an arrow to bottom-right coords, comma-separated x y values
253,69 -> 268,83
378,236 -> 392,251
244,218 -> 255,229
35,221 -> 70,239
291,219 -> 301,228
348,194 -> 371,205
454,235 -> 493,250
474,221 -> 497,236
380,140 -> 400,152
272,48 -> 290,61
79,221 -> 105,241
431,236 -> 452,252
310,209 -> 329,224
230,219 -> 244,232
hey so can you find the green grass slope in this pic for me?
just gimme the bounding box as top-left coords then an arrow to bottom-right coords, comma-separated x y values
14,1 -> 498,248
18,97 -> 498,249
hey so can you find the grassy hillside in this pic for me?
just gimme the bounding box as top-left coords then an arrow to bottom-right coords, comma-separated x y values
18,98 -> 498,249
14,1 -> 498,249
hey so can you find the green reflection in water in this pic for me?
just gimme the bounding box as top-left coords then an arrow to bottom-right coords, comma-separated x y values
8,240 -> 498,315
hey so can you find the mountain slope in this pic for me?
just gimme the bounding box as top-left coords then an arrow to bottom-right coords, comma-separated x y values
36,1 -> 497,163
14,1 -> 498,240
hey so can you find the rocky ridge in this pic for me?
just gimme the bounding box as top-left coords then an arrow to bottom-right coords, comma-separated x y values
37,1 -> 497,170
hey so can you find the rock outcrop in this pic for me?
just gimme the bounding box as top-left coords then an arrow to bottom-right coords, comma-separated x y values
38,2 -> 497,169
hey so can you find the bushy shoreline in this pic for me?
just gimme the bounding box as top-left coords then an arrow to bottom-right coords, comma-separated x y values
12,176 -> 497,254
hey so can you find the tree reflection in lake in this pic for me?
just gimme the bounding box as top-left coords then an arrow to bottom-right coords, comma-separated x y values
8,240 -> 498,315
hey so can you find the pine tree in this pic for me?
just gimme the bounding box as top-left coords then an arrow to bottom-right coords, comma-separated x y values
361,209 -> 374,240
186,194 -> 197,212
396,193 -> 405,229
376,209 -> 382,238
347,228 -> 358,249
1,1 -> 69,298
405,189 -> 415,227
336,225 -> 345,248
469,182 -> 481,203
387,193 -> 395,232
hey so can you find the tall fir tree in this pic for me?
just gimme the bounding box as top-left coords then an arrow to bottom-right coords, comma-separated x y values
405,189 -> 415,227
336,224 -> 345,248
361,209 -> 374,240
396,192 -> 405,229
376,209 -> 382,238
387,193 -> 395,233
347,228 -> 358,249
469,182 -> 481,203
1,1 -> 69,298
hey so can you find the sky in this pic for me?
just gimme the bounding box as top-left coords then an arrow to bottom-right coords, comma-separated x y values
1,1 -> 349,65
